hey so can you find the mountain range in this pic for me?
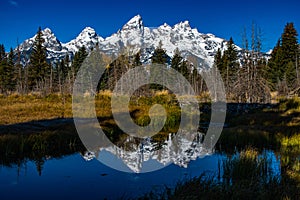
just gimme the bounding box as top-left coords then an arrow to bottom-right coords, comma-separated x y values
16,15 -> 241,68
82,131 -> 211,173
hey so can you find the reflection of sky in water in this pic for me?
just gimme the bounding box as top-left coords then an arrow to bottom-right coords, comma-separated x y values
0,150 -> 281,199
0,153 -> 222,199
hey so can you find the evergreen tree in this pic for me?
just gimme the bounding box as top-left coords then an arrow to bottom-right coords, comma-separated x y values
223,37 -> 239,76
59,59 -> 68,81
171,48 -> 190,81
267,40 -> 284,89
267,23 -> 299,92
0,44 -> 5,61
226,38 -> 238,60
5,48 -> 16,91
214,48 -> 225,78
150,41 -> 168,90
151,41 -> 168,65
133,51 -> 142,67
286,61 -> 297,88
171,48 -> 182,72
215,38 -> 239,93
0,44 -> 7,93
15,41 -> 25,94
28,27 -> 50,91
71,46 -> 88,79
281,23 -> 298,66
0,45 -> 15,93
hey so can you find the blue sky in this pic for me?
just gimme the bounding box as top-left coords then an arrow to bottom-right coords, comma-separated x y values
0,0 -> 300,52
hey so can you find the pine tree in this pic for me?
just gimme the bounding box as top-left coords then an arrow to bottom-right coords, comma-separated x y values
267,23 -> 299,93
267,40 -> 284,89
71,46 -> 88,80
223,37 -> 239,77
0,44 -> 5,61
281,23 -> 298,66
0,44 -> 7,93
286,61 -> 297,89
0,45 -> 16,93
5,48 -> 16,92
151,41 -> 168,65
216,37 -> 239,94
150,41 -> 168,90
133,51 -> 142,67
28,27 -> 50,92
59,59 -> 68,81
171,48 -> 182,72
171,48 -> 190,81
15,41 -> 25,94
214,48 -> 225,78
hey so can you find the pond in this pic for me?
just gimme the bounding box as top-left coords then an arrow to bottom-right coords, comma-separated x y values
0,131 -> 282,200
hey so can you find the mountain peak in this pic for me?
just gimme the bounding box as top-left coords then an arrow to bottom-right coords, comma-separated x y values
79,27 -> 97,37
63,26 -> 102,54
174,20 -> 191,29
42,28 -> 53,35
74,26 -> 101,43
122,15 -> 144,31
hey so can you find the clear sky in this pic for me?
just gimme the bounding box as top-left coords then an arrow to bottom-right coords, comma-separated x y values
0,0 -> 300,52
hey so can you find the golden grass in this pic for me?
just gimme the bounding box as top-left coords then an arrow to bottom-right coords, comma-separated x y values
0,91 -> 182,125
0,94 -> 73,125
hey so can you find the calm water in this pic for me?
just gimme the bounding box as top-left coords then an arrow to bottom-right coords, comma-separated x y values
0,131 -> 281,200
0,153 -> 225,199
0,153 -> 281,199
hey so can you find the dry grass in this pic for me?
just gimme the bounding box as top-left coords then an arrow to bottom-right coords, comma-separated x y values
0,94 -> 73,125
0,91 -> 182,126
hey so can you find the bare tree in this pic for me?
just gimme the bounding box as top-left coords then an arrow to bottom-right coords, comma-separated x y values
233,23 -> 271,103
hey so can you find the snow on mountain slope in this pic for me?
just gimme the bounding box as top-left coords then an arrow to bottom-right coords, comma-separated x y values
17,28 -> 68,64
19,28 -> 62,52
63,27 -> 104,54
16,15 -> 238,68
83,132 -> 211,173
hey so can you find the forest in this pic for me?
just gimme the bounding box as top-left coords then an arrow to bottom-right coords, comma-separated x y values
0,23 -> 299,102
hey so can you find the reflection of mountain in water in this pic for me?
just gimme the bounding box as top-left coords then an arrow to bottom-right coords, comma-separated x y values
83,131 -> 212,173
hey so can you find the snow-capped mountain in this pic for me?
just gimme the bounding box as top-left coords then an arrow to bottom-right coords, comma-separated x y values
82,131 -> 211,173
17,28 -> 68,64
16,14 -> 237,68
63,27 -> 104,54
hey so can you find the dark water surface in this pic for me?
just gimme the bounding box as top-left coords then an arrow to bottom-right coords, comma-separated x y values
0,150 -> 280,200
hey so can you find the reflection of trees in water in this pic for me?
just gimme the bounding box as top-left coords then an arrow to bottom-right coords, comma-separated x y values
0,131 -> 86,176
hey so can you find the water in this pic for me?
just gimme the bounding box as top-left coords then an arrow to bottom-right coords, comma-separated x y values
0,152 -> 225,199
0,131 -> 282,199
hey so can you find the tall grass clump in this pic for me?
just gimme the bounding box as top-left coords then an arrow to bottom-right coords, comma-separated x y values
140,148 -> 292,200
278,97 -> 300,112
222,148 -> 273,185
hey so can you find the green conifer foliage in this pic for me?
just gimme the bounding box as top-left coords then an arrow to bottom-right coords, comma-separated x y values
28,27 -> 50,91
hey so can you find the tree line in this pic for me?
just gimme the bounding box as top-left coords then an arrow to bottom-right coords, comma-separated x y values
214,22 -> 299,102
0,27 -> 88,95
0,23 -> 299,103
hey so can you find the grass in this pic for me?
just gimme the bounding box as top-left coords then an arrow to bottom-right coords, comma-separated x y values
218,97 -> 300,152
0,91 -> 182,125
0,93 -> 73,125
139,148 -> 299,200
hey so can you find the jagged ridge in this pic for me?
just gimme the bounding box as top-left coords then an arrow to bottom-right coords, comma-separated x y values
16,15 -> 236,68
